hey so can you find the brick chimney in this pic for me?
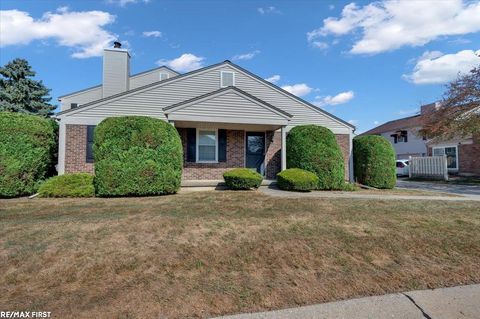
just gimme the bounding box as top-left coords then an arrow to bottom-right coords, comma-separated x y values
420,102 -> 440,114
103,41 -> 130,98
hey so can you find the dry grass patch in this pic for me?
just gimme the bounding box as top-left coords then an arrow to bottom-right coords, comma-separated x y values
1,192 -> 479,318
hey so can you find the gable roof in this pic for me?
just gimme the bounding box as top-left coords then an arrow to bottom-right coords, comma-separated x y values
164,86 -> 292,118
361,114 -> 423,135
55,60 -> 354,130
57,65 -> 179,99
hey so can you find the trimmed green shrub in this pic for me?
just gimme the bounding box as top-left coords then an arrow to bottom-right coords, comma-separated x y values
287,125 -> 345,190
93,116 -> 183,196
353,135 -> 396,189
341,182 -> 359,191
277,168 -> 319,192
223,168 -> 263,190
0,112 -> 56,197
38,173 -> 94,197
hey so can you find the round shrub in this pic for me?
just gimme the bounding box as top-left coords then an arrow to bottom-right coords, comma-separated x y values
353,135 -> 396,189
93,116 -> 183,196
38,173 -> 94,197
277,168 -> 319,192
287,125 -> 345,190
0,112 -> 56,197
223,168 -> 263,190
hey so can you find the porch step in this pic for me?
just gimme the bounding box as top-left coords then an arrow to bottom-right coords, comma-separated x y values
181,179 -> 277,187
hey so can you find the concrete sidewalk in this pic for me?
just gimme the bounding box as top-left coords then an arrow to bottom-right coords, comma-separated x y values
260,186 -> 480,201
214,284 -> 480,319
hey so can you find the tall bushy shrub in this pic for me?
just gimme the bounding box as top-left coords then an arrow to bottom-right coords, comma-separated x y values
93,116 -> 183,196
353,135 -> 396,189
287,125 -> 345,190
0,112 -> 56,197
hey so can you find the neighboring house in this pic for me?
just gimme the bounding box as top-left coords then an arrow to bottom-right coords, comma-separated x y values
363,103 -> 480,176
55,44 -> 355,181
361,108 -> 429,160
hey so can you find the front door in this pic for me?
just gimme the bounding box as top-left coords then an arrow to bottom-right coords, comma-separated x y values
246,132 -> 265,175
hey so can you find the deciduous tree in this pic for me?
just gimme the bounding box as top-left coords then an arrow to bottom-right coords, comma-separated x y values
422,65 -> 480,139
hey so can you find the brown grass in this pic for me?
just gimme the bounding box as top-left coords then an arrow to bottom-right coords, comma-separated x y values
1,191 -> 479,318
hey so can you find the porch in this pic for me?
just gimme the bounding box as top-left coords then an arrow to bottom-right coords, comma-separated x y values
174,122 -> 287,181
163,86 -> 292,181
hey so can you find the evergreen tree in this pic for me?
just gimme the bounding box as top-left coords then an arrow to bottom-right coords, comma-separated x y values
0,58 -> 56,116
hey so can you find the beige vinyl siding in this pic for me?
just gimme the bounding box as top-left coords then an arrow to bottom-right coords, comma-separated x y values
102,49 -> 130,98
130,68 -> 178,89
170,91 -> 287,123
60,87 -> 102,111
63,63 -> 351,133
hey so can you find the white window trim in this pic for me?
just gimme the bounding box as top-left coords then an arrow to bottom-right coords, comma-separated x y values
220,71 -> 235,88
432,145 -> 458,170
159,72 -> 169,81
196,128 -> 218,163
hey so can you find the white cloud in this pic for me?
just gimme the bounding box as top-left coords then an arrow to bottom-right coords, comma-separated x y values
311,41 -> 329,50
373,120 -> 380,125
106,0 -> 150,7
307,0 -> 480,54
265,75 -> 281,84
348,119 -> 358,126
315,90 -> 355,106
281,83 -> 313,97
0,8 -> 116,58
404,49 -> 480,84
156,53 -> 205,72
257,6 -> 281,15
232,50 -> 260,61
143,30 -> 162,38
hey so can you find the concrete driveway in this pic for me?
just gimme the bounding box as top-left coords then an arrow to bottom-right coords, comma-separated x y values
396,178 -> 480,196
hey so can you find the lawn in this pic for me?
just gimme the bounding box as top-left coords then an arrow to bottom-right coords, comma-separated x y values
1,191 -> 479,318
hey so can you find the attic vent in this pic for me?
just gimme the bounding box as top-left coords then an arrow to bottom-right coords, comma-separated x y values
70,103 -> 78,109
221,71 -> 235,87
160,73 -> 169,81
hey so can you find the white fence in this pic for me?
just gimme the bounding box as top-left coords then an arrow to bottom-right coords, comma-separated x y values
409,155 -> 448,180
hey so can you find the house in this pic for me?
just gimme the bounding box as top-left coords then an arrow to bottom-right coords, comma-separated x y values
361,112 -> 427,160
362,103 -> 480,176
55,44 -> 355,182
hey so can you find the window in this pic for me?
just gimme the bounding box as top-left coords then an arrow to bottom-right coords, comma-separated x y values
433,146 -> 458,170
396,161 -> 405,168
86,125 -> 95,163
70,103 -> 78,109
391,131 -> 407,143
197,129 -> 217,162
159,72 -> 169,81
398,131 -> 408,143
220,71 -> 235,87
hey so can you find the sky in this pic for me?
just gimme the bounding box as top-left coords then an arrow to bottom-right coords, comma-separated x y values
1,0 -> 479,133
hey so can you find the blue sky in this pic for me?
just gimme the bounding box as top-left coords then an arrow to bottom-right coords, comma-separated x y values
1,0 -> 479,132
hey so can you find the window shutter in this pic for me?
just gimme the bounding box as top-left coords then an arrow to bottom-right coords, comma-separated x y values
186,128 -> 196,162
86,125 -> 95,163
218,129 -> 227,162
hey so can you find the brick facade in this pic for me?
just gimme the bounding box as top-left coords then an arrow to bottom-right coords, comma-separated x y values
65,125 -> 94,174
427,135 -> 480,176
265,131 -> 281,179
178,128 -> 245,180
63,125 -> 351,180
458,135 -> 480,176
335,134 -> 351,180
